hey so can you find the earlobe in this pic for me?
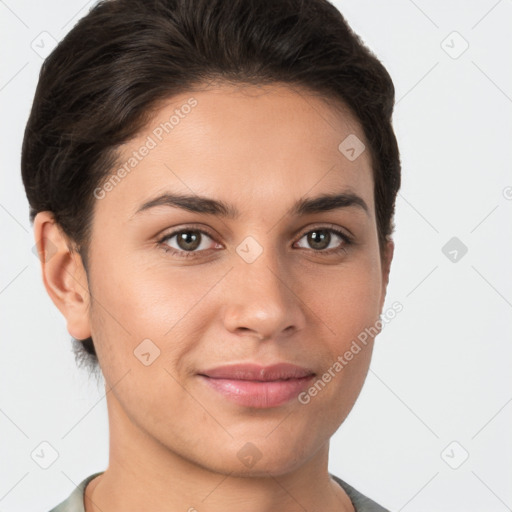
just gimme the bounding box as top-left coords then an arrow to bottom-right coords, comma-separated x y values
33,211 -> 92,340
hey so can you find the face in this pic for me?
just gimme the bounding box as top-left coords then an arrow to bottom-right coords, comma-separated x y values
70,83 -> 392,476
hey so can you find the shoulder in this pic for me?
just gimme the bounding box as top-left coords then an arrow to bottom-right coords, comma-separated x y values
330,473 -> 390,512
47,473 -> 104,512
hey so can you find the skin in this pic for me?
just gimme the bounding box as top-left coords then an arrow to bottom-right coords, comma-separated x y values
34,82 -> 393,512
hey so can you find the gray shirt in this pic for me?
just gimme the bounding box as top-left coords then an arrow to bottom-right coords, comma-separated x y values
48,472 -> 389,511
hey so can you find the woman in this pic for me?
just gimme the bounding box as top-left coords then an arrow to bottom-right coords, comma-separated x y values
22,0 -> 400,510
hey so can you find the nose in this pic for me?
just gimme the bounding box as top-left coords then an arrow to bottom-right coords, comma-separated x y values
221,242 -> 307,342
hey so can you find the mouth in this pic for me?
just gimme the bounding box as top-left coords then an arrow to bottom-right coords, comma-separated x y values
197,363 -> 316,408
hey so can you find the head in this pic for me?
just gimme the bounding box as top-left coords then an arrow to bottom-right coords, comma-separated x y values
22,0 -> 400,476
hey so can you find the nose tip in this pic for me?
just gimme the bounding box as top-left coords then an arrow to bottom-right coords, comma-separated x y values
222,255 -> 306,342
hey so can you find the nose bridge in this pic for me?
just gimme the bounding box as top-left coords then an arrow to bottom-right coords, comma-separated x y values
223,233 -> 305,339
235,232 -> 287,290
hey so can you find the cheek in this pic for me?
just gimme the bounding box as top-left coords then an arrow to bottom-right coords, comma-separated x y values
299,253 -> 382,406
308,254 -> 383,344
87,254 -> 228,372
291,261 -> 382,431
87,265 -> 207,427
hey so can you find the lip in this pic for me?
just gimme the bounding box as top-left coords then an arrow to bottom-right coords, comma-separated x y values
197,363 -> 316,408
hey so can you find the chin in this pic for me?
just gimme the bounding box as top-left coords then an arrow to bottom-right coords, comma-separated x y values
200,438 -> 317,478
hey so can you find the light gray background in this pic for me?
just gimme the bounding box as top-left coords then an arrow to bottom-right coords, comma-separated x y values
1,1 -> 511,511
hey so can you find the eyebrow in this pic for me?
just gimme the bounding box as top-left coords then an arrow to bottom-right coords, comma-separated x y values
132,190 -> 369,219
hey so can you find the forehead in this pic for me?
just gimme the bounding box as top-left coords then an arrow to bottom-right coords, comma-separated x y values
94,82 -> 374,220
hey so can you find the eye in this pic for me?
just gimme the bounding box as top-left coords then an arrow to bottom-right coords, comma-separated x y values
157,228 -> 221,258
157,225 -> 353,259
294,226 -> 353,255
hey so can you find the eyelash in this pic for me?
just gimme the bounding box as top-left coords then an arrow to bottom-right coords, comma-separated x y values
156,225 -> 353,259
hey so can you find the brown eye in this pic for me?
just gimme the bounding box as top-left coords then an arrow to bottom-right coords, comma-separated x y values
295,227 -> 352,254
175,231 -> 202,251
158,228 -> 220,258
306,230 -> 331,250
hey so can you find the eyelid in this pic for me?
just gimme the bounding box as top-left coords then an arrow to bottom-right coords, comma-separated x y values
295,222 -> 353,242
157,224 -> 219,241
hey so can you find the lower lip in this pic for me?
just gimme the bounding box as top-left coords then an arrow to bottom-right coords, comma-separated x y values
199,375 -> 315,408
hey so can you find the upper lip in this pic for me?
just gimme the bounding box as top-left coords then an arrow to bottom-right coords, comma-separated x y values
198,363 -> 316,381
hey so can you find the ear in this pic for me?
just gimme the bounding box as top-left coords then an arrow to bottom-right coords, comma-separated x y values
379,238 -> 394,314
33,211 -> 92,340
